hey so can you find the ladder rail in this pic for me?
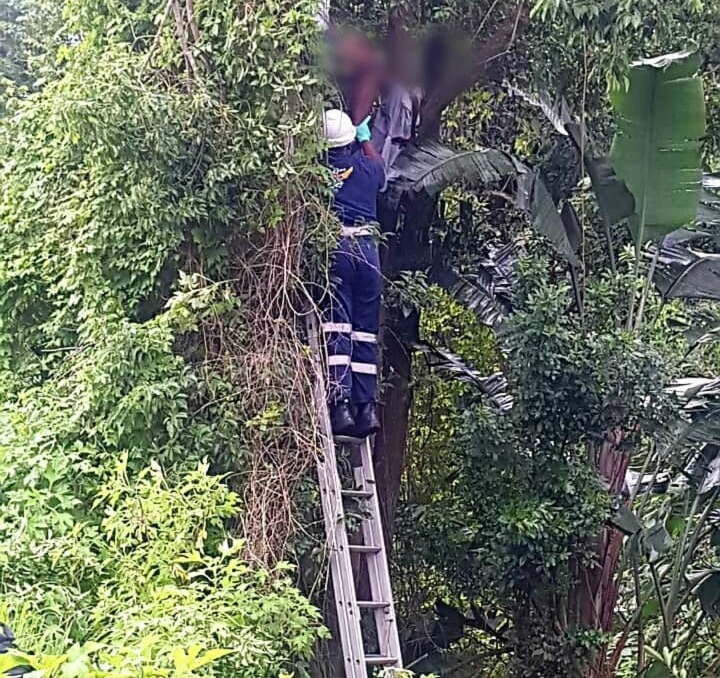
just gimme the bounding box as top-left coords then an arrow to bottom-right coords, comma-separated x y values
309,315 -> 367,677
355,439 -> 403,669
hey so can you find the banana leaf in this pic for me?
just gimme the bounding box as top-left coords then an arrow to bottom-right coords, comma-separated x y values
666,378 -> 720,453
504,83 -> 635,228
412,340 -> 513,412
684,310 -> 720,350
516,170 -> 578,264
504,82 -> 571,136
435,242 -> 516,328
686,570 -> 720,618
610,51 -> 706,244
652,245 -> 720,300
684,444 -> 720,494
386,140 -> 579,265
441,273 -> 509,328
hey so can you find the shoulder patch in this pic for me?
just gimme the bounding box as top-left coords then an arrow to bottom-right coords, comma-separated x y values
331,166 -> 354,190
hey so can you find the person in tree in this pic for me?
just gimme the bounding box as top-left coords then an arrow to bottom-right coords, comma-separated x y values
330,28 -> 383,126
314,2 -> 383,127
322,109 -> 385,439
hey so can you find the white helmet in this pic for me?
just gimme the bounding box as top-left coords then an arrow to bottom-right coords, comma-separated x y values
323,109 -> 355,148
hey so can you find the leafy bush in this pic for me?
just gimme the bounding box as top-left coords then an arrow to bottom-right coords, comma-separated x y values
0,0 -> 329,673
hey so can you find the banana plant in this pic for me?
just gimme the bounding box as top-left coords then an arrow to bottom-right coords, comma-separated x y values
610,52 -> 706,246
386,139 -> 580,266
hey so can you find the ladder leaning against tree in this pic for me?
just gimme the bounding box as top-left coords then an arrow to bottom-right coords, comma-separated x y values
307,314 -> 403,677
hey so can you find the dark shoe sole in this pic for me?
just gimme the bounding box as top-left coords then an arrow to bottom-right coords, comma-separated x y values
353,425 -> 380,439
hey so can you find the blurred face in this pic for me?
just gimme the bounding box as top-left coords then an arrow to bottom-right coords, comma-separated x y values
333,31 -> 380,78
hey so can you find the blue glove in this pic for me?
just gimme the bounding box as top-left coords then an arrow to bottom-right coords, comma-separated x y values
355,116 -> 372,143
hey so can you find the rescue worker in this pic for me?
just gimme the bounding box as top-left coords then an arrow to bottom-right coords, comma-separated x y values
322,109 -> 385,439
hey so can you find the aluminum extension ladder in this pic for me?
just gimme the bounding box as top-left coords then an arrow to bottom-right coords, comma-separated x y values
308,315 -> 403,677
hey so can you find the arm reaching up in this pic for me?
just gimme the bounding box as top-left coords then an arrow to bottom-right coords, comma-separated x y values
356,117 -> 384,167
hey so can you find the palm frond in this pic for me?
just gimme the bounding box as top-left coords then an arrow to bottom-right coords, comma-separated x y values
412,340 -> 513,413
436,242 -> 517,328
386,140 -> 579,265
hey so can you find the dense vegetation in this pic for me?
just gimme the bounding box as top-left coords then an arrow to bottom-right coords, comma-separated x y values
0,0 -> 329,675
1,0 -> 720,677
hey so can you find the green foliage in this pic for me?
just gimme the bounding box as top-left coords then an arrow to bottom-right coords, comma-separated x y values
0,0 -> 62,97
0,0 -> 328,674
327,0 -> 720,675
610,52 -> 706,243
0,312 -> 326,674
396,252 -> 687,675
0,0 -> 326,393
3,460 -> 324,678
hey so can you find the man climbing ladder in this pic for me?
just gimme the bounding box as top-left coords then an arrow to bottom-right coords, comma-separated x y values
322,109 -> 385,439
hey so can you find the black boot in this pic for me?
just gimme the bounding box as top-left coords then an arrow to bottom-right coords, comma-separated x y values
354,402 -> 380,438
330,399 -> 356,437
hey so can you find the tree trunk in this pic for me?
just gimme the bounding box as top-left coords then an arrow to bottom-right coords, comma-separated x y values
572,430 -> 630,678
375,329 -> 413,545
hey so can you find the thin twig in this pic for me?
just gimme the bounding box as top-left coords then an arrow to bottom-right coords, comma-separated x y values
140,0 -> 175,76
171,0 -> 199,84
633,247 -> 659,332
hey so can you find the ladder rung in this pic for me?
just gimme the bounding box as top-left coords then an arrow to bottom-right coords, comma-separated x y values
341,489 -> 373,499
348,544 -> 382,554
357,600 -> 391,609
365,655 -> 399,666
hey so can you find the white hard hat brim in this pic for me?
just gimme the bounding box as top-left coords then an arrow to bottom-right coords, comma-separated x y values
326,129 -> 356,148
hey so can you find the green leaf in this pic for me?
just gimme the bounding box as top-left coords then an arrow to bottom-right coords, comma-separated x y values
189,648 -> 234,669
0,653 -> 34,675
610,51 -> 706,243
172,647 -> 187,672
640,597 -> 662,622
387,141 -> 578,264
643,660 -> 674,678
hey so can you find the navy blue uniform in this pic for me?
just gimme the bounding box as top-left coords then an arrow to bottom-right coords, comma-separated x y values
324,147 -> 385,404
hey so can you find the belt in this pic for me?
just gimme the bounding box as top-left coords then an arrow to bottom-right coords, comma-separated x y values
340,225 -> 377,237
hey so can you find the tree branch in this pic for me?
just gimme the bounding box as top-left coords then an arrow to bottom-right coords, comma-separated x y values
418,2 -> 528,138
386,1 -> 420,87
